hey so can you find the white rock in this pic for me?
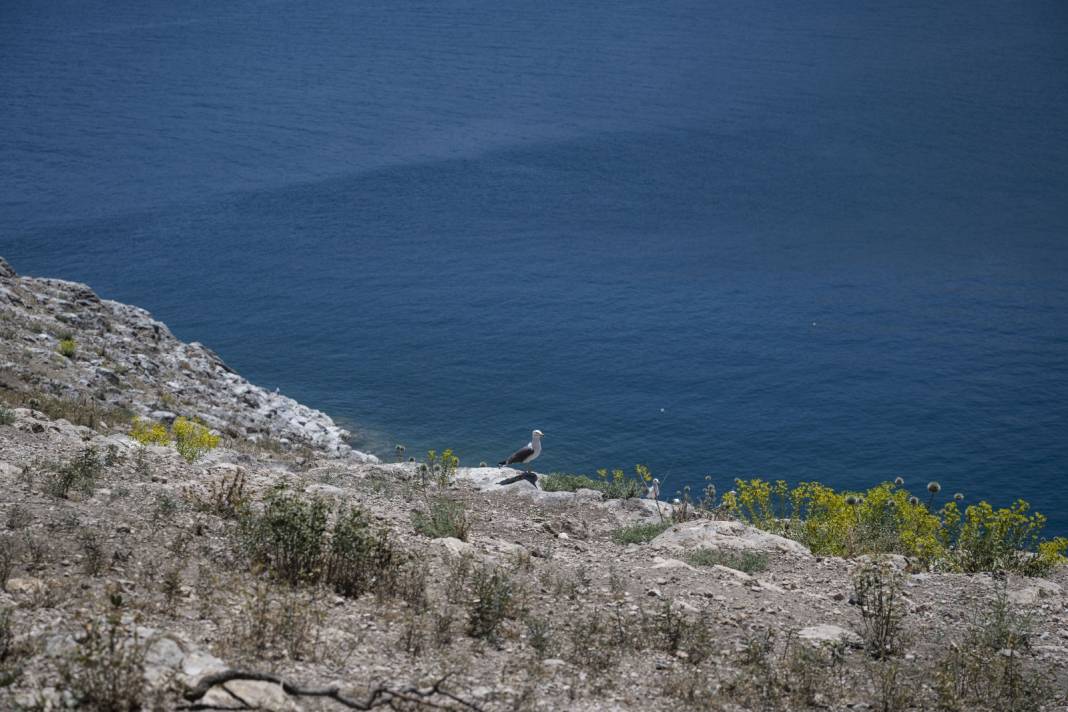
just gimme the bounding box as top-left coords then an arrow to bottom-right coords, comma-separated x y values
433,537 -> 475,558
798,624 -> 863,648
651,520 -> 811,557
651,557 -> 697,572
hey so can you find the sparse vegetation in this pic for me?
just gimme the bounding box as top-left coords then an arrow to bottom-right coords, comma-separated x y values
59,606 -> 146,711
853,560 -> 907,659
935,587 -> 1053,711
686,547 -> 768,573
130,415 -> 220,462
541,465 -> 649,499
0,406 -> 14,426
57,337 -> 77,359
185,467 -> 248,518
424,448 -> 460,488
412,496 -> 470,541
611,521 -> 671,545
45,446 -> 101,499
467,565 -> 516,644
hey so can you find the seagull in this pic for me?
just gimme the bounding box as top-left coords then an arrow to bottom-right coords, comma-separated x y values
499,429 -> 543,473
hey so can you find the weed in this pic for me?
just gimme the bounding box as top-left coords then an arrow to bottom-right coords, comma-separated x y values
226,580 -> 324,662
80,530 -> 108,577
152,492 -> 180,521
240,484 -> 329,585
172,417 -> 220,463
525,616 -> 556,658
852,561 -> 907,658
0,535 -> 18,589
467,566 -> 516,644
160,565 -> 183,614
731,478 -> 1068,574
45,446 -> 101,499
0,406 -> 14,426
611,521 -> 671,545
686,547 -> 768,573
59,608 -> 146,711
326,505 -> 400,598
130,418 -> 169,446
424,449 -> 459,488
412,497 -> 470,540
57,337 -> 77,359
186,468 -> 248,519
935,587 -> 1051,711
941,500 -> 1068,575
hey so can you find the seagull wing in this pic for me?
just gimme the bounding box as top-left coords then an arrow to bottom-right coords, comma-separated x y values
499,442 -> 534,466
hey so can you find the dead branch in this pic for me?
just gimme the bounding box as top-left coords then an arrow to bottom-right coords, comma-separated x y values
180,669 -> 485,711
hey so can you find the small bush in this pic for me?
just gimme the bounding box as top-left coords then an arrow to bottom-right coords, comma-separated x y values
935,587 -> 1051,711
57,338 -> 77,359
59,610 -> 146,711
0,406 -> 14,426
129,418 -> 169,446
172,417 -> 220,463
731,478 -> 1067,574
46,446 -> 101,499
412,497 -> 470,541
540,473 -> 604,493
611,521 -> 671,545
0,535 -> 19,590
686,548 -> 768,573
186,468 -> 248,519
226,580 -> 324,662
941,500 -> 1068,576
467,566 -> 516,644
853,561 -> 907,659
327,506 -> 400,598
424,449 -> 460,488
240,484 -> 329,585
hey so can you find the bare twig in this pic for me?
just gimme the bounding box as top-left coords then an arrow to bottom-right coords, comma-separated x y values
181,670 -> 484,711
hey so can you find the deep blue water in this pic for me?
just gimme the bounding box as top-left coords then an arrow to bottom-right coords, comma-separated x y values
2,1 -> 1067,531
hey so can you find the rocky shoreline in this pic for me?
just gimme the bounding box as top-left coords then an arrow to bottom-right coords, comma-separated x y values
0,256 -> 376,462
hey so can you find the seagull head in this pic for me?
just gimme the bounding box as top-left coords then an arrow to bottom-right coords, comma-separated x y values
532,429 -> 544,439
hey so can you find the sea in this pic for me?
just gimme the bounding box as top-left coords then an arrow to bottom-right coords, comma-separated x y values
2,1 -> 1067,531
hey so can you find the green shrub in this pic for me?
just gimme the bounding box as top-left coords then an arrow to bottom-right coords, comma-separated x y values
540,473 -> 604,493
59,610 -> 146,711
129,417 -> 169,446
57,338 -> 77,359
130,416 -> 220,462
239,484 -> 329,584
686,548 -> 768,573
46,446 -> 101,499
412,497 -> 470,541
172,417 -> 220,462
611,521 -> 671,545
729,478 -> 1066,574
424,449 -> 459,487
540,466 -> 648,499
0,406 -> 14,426
328,506 -> 399,597
853,561 -> 907,659
941,500 -> 1068,576
467,566 -> 515,644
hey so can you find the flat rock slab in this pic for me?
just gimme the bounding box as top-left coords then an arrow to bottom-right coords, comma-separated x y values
798,624 -> 863,648
651,519 -> 812,557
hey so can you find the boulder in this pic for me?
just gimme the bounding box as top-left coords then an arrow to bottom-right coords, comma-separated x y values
200,680 -> 301,711
651,520 -> 811,557
0,257 -> 15,278
1007,577 -> 1062,606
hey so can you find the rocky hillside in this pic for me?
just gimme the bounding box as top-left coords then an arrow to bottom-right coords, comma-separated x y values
0,256 -> 374,461
0,259 -> 1066,711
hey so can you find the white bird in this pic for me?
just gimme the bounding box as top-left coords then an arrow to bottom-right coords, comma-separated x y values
499,429 -> 543,472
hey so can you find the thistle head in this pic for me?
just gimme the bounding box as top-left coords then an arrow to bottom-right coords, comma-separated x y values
845,495 -> 859,506
908,495 -> 919,506
927,481 -> 941,494
894,477 -> 905,486
954,492 -> 964,502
